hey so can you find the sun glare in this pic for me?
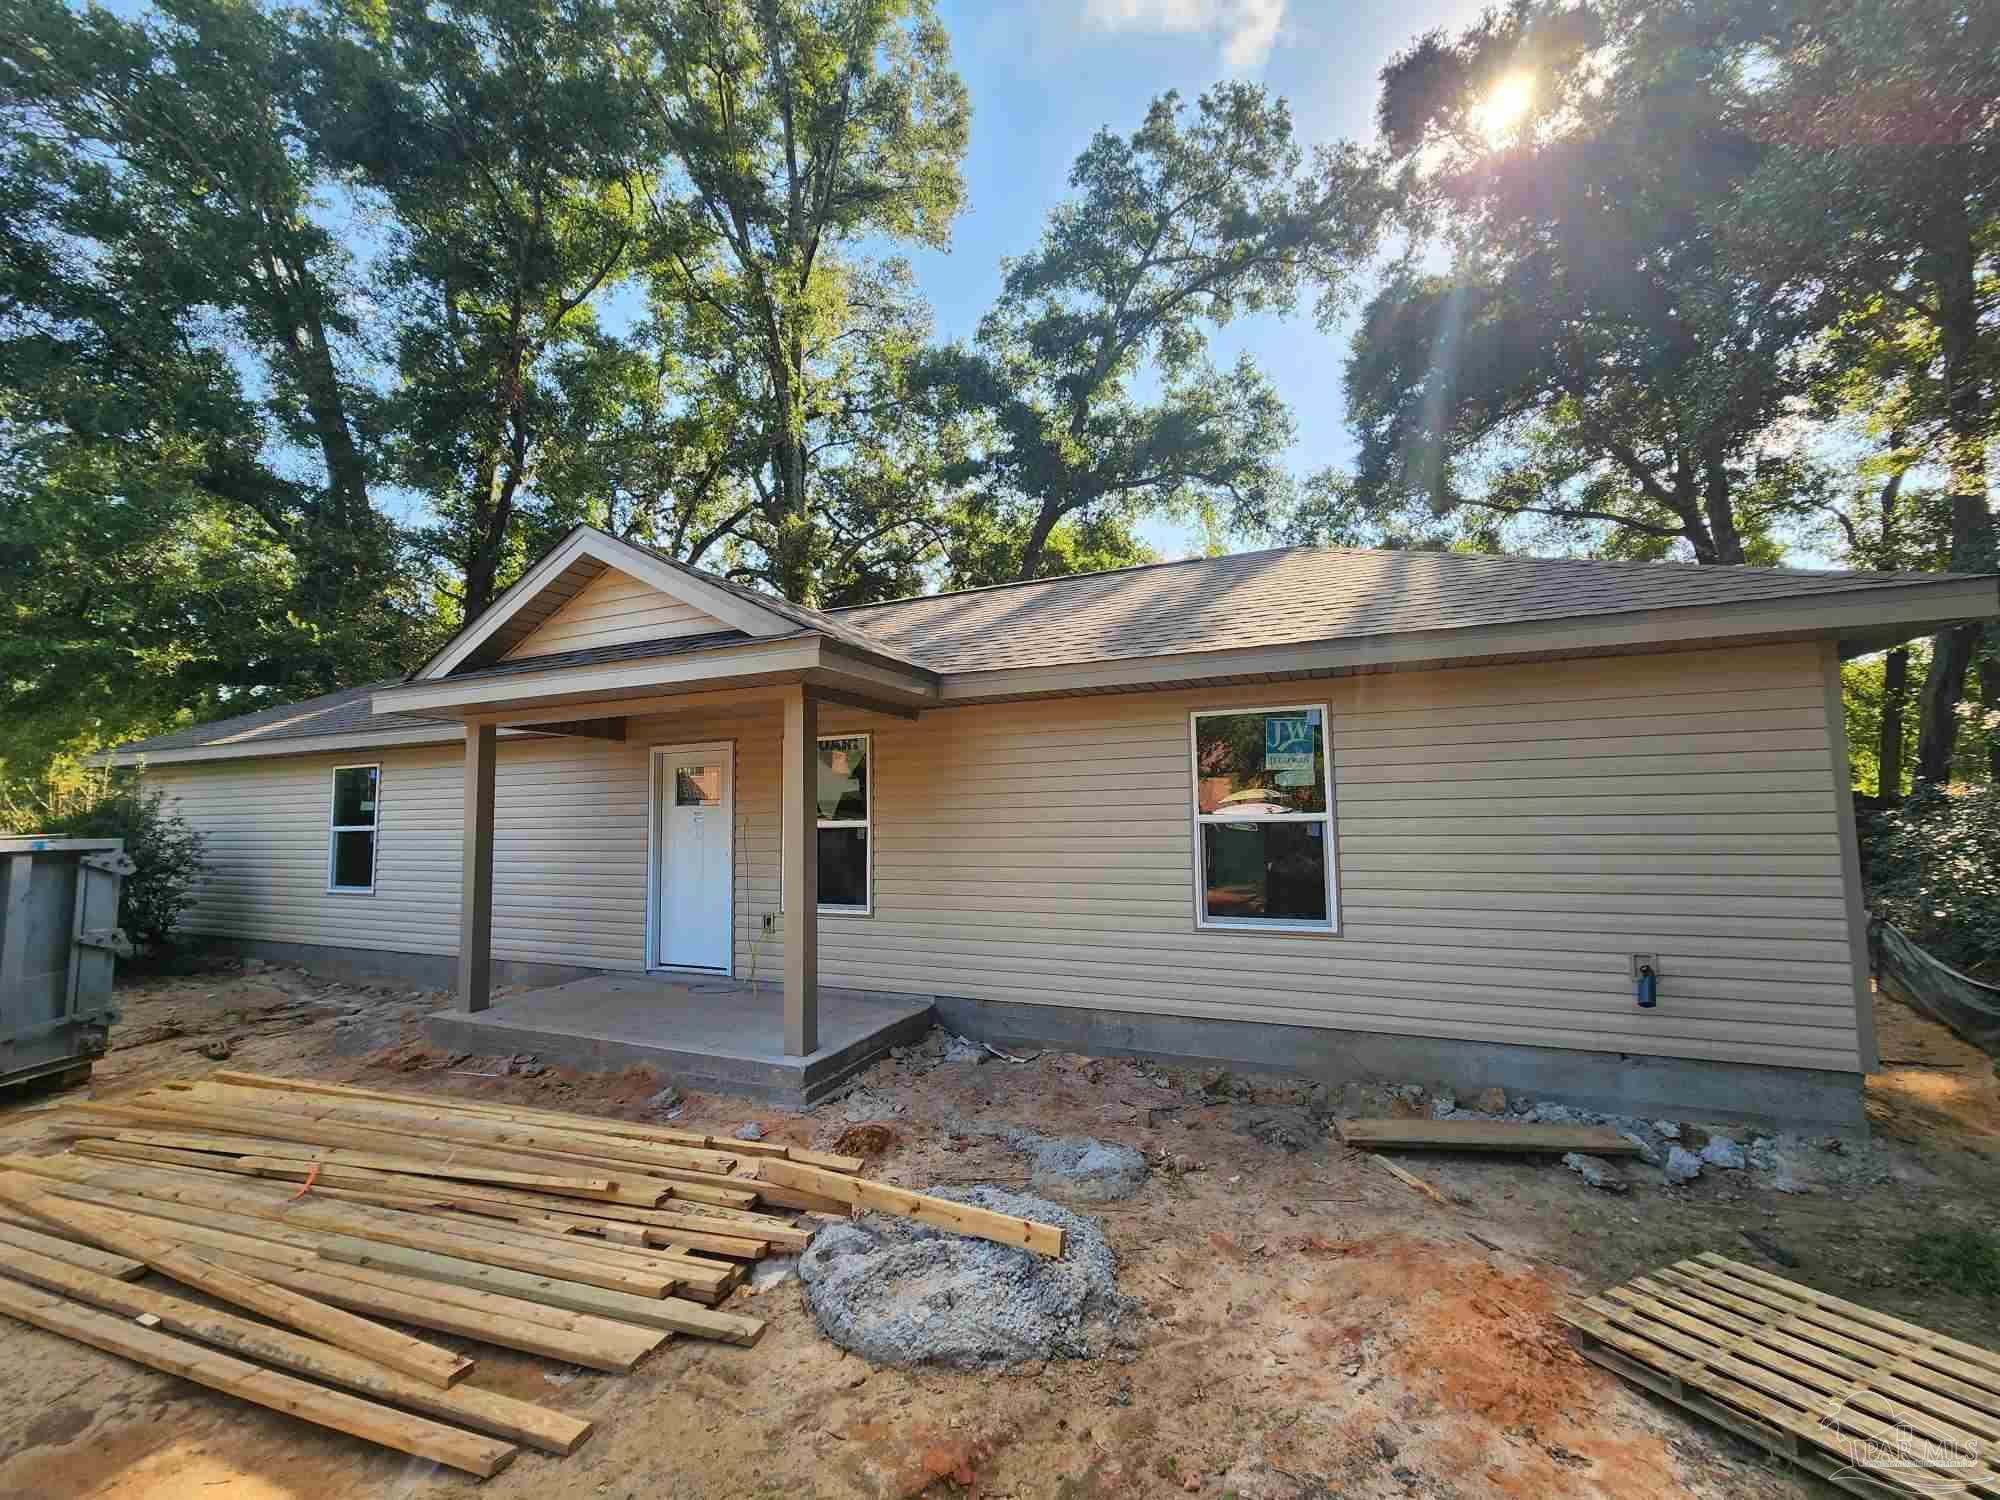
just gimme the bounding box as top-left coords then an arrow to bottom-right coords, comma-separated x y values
1472,71 -> 1536,143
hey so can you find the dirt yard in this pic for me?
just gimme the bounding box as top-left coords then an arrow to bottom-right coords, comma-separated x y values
2,957 -> 1997,1500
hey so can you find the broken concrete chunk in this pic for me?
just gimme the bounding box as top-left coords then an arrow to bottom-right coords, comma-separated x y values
1652,1120 -> 1682,1140
1471,1086 -> 1507,1114
645,1085 -> 683,1115
1700,1135 -> 1747,1169
940,1034 -> 987,1064
1664,1146 -> 1703,1184
1562,1152 -> 1629,1193
1243,1109 -> 1321,1153
1006,1128 -> 1149,1200
734,1121 -> 766,1141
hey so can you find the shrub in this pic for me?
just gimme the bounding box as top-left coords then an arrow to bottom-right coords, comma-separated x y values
2,774 -> 209,950
1862,783 -> 2000,976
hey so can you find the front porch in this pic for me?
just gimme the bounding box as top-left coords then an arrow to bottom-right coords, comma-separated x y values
425,974 -> 934,1107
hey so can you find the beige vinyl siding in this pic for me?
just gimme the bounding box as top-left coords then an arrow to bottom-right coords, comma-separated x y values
149,639 -> 1864,1073
502,566 -> 730,660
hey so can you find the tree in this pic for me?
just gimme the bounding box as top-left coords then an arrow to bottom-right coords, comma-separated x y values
622,0 -> 969,605
938,83 -> 1382,582
1339,2 -> 1833,565
0,0 -> 440,787
1704,0 -> 2000,785
308,0 -> 655,617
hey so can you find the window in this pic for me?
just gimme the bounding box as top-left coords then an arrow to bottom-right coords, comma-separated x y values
328,764 -> 380,894
1190,707 -> 1335,931
816,734 -> 870,914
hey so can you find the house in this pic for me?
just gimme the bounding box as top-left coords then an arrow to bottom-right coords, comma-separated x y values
110,526 -> 2000,1122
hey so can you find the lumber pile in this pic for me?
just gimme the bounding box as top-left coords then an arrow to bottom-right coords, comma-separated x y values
0,1071 -> 1068,1477
1563,1253 -> 2000,1498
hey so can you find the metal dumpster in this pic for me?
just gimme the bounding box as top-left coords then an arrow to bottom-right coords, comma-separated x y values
1,837 -> 135,1090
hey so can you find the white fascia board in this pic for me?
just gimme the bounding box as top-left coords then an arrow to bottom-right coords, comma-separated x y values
417,528 -> 799,682
378,637 -> 826,716
934,577 -> 2000,703
104,724 -> 514,768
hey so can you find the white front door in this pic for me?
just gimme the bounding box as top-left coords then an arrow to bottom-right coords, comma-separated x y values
654,745 -> 733,971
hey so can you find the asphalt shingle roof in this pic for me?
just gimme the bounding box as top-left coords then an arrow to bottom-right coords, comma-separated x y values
115,545 -> 1992,755
831,546 -> 1978,674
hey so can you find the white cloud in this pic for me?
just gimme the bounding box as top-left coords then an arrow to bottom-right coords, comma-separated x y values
1082,0 -> 1286,70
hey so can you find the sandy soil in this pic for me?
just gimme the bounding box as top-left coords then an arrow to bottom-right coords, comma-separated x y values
1,958 -> 1997,1500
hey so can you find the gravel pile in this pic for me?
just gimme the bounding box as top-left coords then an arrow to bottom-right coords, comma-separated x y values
798,1186 -> 1142,1370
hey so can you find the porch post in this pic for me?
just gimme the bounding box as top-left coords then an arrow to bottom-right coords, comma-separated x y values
459,722 -> 497,1013
781,686 -> 819,1055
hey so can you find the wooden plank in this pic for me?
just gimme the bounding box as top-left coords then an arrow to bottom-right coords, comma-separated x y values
67,1104 -> 680,1209
73,1130 -> 619,1198
0,1217 -> 146,1280
1613,1279 -> 2000,1440
1658,1267 -> 2000,1420
316,1236 -> 767,1345
40,1154 -> 687,1297
1578,1294 -> 1999,1487
1368,1153 -> 1453,1207
0,1244 -> 592,1455
0,1177 -> 475,1389
167,1082 -> 741,1175
1336,1118 -> 1645,1155
206,1072 -> 868,1171
1563,1305 -> 1931,1500
757,1160 -> 1065,1258
0,1277 -> 516,1477
0,1159 -> 669,1367
1697,1254 -> 2000,1381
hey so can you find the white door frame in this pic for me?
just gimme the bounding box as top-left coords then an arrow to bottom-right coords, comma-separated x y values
647,741 -> 735,974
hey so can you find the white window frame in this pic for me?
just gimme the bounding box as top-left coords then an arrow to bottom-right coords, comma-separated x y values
814,731 -> 873,917
1189,705 -> 1338,934
327,762 -> 381,895
780,732 -> 874,917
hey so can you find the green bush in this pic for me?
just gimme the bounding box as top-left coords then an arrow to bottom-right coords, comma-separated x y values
1862,784 -> 2000,976
5,779 -> 209,950
1904,1228 -> 2000,1300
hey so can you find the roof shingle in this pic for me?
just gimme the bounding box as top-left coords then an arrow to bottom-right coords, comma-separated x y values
831,546 -> 1975,674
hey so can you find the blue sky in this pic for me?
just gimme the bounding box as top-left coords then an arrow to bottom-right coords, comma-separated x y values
912,0 -> 1487,554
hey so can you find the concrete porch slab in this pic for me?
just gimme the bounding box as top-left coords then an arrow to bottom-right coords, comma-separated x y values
423,974 -> 934,1107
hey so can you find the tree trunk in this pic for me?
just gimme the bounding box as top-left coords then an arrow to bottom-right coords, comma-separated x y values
1912,199 -> 1995,784
1017,503 -> 1062,581
1983,648 -> 2000,786
1879,645 -> 1909,802
1701,455 -> 1746,565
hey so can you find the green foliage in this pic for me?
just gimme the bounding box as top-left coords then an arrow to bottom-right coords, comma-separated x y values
930,83 -> 1381,582
627,0 -> 971,604
1337,2 -> 1832,564
1,774 -> 210,950
1863,785 -> 2000,974
1904,1228 -> 2000,1300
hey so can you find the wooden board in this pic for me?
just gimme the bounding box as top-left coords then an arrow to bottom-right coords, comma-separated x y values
0,1243 -> 592,1455
0,1216 -> 147,1280
0,1277 -> 516,1477
757,1160 -> 1066,1258
1561,1253 -> 2000,1499
316,1236 -> 767,1345
0,1177 -> 475,1389
1337,1118 -> 1647,1156
204,1071 -> 867,1172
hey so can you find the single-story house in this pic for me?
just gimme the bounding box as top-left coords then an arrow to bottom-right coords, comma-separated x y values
110,526 -> 2000,1122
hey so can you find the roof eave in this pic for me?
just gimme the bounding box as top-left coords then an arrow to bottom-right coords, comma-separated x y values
930,574 -> 2000,703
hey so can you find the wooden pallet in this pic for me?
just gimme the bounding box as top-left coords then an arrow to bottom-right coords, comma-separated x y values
1561,1253 -> 2000,1499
